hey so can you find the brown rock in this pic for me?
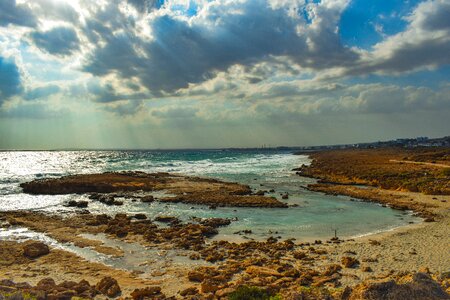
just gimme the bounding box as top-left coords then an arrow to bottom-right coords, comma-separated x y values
201,280 -> 219,294
36,278 -> 56,291
323,264 -> 342,276
23,241 -> 50,258
245,266 -> 282,277
215,287 -> 235,298
293,251 -> 307,259
179,287 -> 198,296
130,286 -> 162,299
342,256 -> 359,268
141,195 -> 154,203
96,276 -> 121,298
188,271 -> 204,282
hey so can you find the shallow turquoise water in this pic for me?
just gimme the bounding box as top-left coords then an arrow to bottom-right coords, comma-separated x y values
0,150 -> 419,241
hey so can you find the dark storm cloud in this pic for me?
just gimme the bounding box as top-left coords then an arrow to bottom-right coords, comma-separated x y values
127,0 -> 164,13
416,0 -> 450,31
30,27 -> 80,56
87,82 -> 148,103
82,0 -> 356,95
35,0 -> 80,24
0,0 -> 37,28
0,57 -> 22,103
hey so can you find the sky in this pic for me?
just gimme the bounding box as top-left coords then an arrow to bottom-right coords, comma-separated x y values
0,0 -> 449,149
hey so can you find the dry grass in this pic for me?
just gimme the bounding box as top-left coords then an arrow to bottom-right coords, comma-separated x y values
298,148 -> 450,195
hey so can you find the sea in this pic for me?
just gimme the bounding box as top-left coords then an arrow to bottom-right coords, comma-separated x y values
0,149 -> 419,242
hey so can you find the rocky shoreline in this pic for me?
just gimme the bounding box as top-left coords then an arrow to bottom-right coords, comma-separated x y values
20,171 -> 287,208
1,151 -> 450,299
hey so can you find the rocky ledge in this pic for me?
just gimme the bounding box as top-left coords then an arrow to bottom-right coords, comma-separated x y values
20,171 -> 287,208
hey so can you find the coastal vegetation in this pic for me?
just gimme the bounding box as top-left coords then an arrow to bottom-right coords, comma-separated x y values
296,148 -> 450,195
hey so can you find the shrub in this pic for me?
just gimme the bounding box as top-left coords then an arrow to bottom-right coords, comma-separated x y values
442,168 -> 450,177
228,286 -> 279,300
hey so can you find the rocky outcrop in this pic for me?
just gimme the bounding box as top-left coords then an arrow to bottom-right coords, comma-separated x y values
343,273 -> 450,300
0,278 -> 98,299
21,171 -> 287,208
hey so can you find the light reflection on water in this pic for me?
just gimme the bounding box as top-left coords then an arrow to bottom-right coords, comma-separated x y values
0,150 -> 420,241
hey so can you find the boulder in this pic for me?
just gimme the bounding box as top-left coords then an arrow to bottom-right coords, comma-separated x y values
23,242 -> 50,258
130,286 -> 162,300
95,276 -> 121,298
141,195 -> 154,203
188,271 -> 204,282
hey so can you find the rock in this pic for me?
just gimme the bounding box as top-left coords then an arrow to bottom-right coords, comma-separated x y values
245,266 -> 282,277
134,213 -> 147,220
199,218 -> 232,228
95,276 -> 121,298
362,266 -> 373,272
141,195 -> 154,203
282,194 -> 289,199
179,287 -> 198,296
66,200 -> 88,208
323,264 -> 342,276
76,201 -> 89,208
344,272 -> 449,300
36,278 -> 56,291
215,287 -> 235,298
155,216 -> 179,223
188,271 -> 204,282
201,280 -> 219,294
267,236 -> 278,243
342,256 -> 359,268
23,242 -> 50,258
369,239 -> 381,246
293,251 -> 307,260
130,286 -> 162,299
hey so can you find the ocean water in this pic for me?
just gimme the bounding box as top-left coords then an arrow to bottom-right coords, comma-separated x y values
0,150 -> 419,241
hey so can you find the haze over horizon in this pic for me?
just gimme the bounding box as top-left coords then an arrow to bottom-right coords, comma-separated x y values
1,0 -> 449,150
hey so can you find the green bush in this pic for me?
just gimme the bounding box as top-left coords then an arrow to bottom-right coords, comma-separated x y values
228,286 -> 280,300
442,168 -> 450,177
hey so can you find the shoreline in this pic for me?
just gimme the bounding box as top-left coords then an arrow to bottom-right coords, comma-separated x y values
1,149 -> 449,299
